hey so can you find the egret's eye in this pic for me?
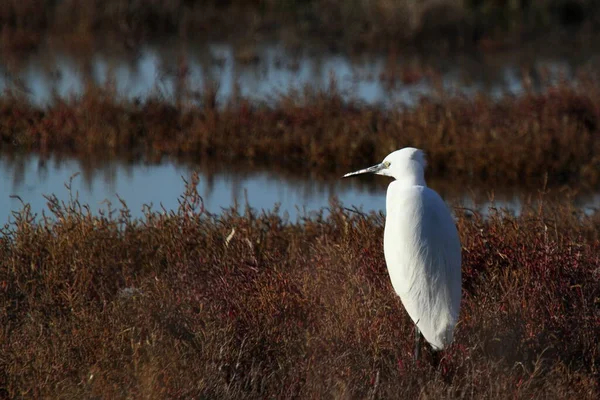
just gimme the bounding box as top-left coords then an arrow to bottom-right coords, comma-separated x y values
383,161 -> 391,168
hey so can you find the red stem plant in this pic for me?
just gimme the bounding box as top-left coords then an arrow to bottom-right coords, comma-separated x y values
0,175 -> 598,398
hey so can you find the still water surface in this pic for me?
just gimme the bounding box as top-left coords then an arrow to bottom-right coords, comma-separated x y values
0,42 -> 583,107
0,43 -> 598,224
1,155 -> 598,225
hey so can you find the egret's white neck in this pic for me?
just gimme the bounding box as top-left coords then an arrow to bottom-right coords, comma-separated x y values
392,163 -> 426,187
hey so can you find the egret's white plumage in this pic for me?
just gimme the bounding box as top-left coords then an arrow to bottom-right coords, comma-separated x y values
344,147 -> 461,353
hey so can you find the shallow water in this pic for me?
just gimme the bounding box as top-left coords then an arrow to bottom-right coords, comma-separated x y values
0,155 -> 390,223
1,154 -> 598,225
1,43 -> 598,224
0,41 -> 583,107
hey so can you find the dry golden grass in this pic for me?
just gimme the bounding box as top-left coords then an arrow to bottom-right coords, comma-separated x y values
0,175 -> 598,398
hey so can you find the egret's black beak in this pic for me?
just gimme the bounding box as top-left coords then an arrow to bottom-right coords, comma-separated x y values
342,162 -> 386,178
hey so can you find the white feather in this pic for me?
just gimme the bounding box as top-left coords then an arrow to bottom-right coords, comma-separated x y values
344,147 -> 462,351
382,148 -> 461,350
384,183 -> 461,349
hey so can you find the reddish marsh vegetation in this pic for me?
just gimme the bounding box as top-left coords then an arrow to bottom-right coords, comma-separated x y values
0,176 -> 598,398
2,79 -> 600,188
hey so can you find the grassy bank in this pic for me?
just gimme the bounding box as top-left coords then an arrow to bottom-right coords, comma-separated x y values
0,176 -> 598,398
2,79 -> 600,188
1,0 -> 598,55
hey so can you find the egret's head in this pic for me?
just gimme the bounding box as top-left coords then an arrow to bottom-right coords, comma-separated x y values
343,147 -> 427,184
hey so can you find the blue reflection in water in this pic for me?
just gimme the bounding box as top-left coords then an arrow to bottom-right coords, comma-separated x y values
1,155 -> 597,225
0,155 -> 385,223
0,42 -> 578,107
0,43 -> 594,223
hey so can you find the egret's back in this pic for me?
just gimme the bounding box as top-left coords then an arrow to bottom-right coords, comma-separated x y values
384,182 -> 461,350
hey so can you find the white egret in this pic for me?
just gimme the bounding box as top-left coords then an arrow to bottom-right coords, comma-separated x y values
343,147 -> 461,359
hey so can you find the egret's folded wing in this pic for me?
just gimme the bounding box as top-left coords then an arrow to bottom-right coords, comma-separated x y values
383,185 -> 462,349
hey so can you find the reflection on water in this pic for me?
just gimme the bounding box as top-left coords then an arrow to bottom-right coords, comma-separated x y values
0,41 -> 586,107
1,41 -> 598,223
1,154 -> 598,224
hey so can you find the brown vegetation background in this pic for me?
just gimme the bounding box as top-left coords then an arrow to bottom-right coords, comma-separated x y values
2,79 -> 600,188
1,0 -> 599,54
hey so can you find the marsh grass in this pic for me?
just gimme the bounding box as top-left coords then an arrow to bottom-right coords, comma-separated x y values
2,76 -> 600,188
0,175 -> 598,398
